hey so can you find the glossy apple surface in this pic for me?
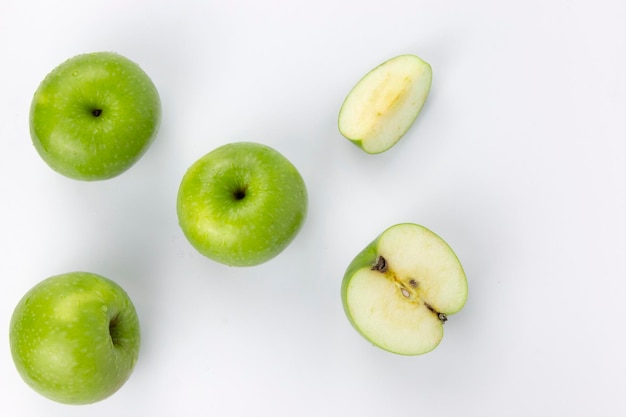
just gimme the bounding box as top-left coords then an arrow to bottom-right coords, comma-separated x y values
30,51 -> 161,180
341,223 -> 467,355
177,141 -> 308,267
338,54 -> 432,154
9,272 -> 141,404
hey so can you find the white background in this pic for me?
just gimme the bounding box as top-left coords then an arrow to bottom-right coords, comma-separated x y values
1,0 -> 625,415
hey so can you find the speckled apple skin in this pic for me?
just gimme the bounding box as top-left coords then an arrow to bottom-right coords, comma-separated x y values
29,52 -> 161,180
9,272 -> 140,404
177,142 -> 308,267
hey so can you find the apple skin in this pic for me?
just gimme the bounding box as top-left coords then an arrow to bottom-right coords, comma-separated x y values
341,223 -> 467,355
9,272 -> 141,404
338,54 -> 432,154
30,51 -> 161,181
177,142 -> 308,267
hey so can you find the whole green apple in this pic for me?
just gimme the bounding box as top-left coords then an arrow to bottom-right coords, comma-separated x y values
341,223 -> 467,355
338,54 -> 432,154
9,272 -> 141,404
30,51 -> 161,180
177,141 -> 308,267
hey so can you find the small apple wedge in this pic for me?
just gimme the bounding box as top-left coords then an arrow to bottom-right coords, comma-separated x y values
341,223 -> 467,355
338,54 -> 432,154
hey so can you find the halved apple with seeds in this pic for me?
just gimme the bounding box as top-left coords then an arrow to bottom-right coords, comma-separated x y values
338,54 -> 432,154
341,223 -> 467,355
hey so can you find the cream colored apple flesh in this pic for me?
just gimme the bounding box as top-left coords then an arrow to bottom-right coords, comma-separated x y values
342,223 -> 467,355
338,54 -> 432,154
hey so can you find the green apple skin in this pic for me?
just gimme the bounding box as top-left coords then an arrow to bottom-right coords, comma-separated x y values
177,142 -> 308,267
30,51 -> 161,181
338,54 -> 432,154
9,272 -> 141,404
341,223 -> 467,355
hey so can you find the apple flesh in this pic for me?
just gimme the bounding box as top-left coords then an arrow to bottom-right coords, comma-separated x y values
338,54 -> 432,154
177,142 -> 308,267
30,51 -> 161,180
9,272 -> 141,404
341,223 -> 467,355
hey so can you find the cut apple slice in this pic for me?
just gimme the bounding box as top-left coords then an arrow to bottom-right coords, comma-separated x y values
341,223 -> 467,355
338,54 -> 432,154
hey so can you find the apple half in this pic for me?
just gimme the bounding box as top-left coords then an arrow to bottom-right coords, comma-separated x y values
338,54 -> 432,154
341,223 -> 467,355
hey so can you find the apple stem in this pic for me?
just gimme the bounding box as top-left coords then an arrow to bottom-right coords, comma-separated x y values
371,255 -> 387,272
425,302 -> 448,323
91,109 -> 103,117
233,188 -> 246,200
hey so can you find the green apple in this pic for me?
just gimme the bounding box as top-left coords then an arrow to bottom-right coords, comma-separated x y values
177,142 -> 308,267
30,51 -> 161,180
341,223 -> 467,355
338,54 -> 432,154
9,272 -> 141,404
